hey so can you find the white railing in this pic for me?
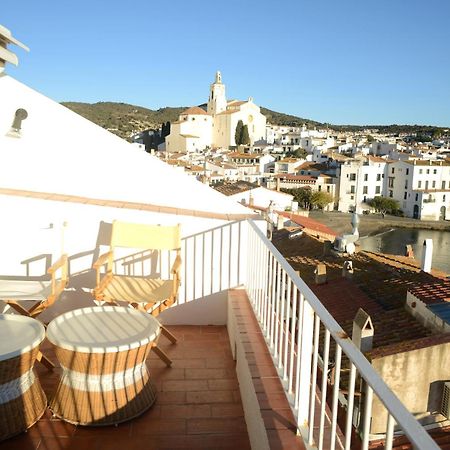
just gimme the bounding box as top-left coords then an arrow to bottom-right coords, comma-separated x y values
113,218 -> 439,449
245,220 -> 439,450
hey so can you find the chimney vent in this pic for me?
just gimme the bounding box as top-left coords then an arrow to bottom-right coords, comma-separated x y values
421,239 -> 433,273
352,308 -> 374,353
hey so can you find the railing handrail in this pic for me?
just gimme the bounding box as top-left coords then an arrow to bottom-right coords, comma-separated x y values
247,219 -> 440,450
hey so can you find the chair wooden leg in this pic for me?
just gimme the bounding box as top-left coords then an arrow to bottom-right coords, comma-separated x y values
152,345 -> 172,367
161,325 -> 177,344
36,351 -> 55,370
5,300 -> 32,317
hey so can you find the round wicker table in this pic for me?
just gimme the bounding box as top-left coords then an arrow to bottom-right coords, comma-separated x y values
0,314 -> 47,441
47,306 -> 161,426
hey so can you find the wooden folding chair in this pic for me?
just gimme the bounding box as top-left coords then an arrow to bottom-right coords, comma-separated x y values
92,221 -> 181,366
0,254 -> 69,369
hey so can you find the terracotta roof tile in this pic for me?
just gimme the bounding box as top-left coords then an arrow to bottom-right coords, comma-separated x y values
181,106 -> 209,116
409,280 -> 450,305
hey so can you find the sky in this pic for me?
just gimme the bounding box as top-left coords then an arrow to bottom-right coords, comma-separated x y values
2,0 -> 450,126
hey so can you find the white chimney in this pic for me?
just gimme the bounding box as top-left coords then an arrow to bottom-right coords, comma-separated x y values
421,239 -> 433,273
352,308 -> 374,353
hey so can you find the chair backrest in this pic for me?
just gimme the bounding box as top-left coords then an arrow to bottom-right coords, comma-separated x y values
110,221 -> 181,251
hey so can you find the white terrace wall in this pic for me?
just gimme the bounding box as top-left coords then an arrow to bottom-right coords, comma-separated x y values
0,195 -> 265,324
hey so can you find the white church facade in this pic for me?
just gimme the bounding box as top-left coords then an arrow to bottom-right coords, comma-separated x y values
166,72 -> 267,153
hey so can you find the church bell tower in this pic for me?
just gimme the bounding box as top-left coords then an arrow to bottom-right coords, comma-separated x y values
207,71 -> 227,115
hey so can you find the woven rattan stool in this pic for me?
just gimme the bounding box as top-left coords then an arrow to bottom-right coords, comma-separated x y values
0,314 -> 47,441
47,306 -> 161,426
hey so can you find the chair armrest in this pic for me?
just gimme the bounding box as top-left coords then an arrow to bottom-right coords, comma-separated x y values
93,251 -> 114,291
47,254 -> 68,299
171,255 -> 182,275
93,251 -> 114,271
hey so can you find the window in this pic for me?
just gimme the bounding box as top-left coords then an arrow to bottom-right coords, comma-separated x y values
432,181 -> 436,188
433,169 -> 437,174
376,174 -> 381,181
318,185 -> 322,191
375,186 -> 381,194
391,167 -> 395,174
350,195 -> 354,200
426,169 -> 430,174
443,181 -> 446,189
364,174 -> 368,181
389,190 -> 393,198
419,169 -> 423,174
415,193 -> 418,201
406,168 -> 409,175
363,186 -> 368,194
388,177 -> 394,188
444,195 -> 446,202
404,192 -> 407,200
405,180 -> 408,189
349,173 -> 356,181
418,180 -> 422,188
350,185 -> 355,194
425,180 -> 429,190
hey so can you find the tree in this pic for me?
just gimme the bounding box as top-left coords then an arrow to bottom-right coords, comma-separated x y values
286,148 -> 308,159
367,135 -> 375,143
241,125 -> 250,145
311,191 -> 334,210
235,120 -> 243,146
281,187 -> 312,209
367,196 -> 400,215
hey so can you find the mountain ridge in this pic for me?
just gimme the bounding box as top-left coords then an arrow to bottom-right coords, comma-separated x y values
61,101 -> 446,142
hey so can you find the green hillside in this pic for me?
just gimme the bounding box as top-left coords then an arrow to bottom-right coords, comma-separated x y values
61,101 -> 447,142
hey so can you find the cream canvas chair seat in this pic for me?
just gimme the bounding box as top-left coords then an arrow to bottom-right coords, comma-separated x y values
92,221 -> 182,366
0,254 -> 68,369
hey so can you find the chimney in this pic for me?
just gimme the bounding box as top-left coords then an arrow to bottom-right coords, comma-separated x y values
314,263 -> 327,285
421,239 -> 433,273
248,191 -> 254,207
405,244 -> 414,258
352,308 -> 374,353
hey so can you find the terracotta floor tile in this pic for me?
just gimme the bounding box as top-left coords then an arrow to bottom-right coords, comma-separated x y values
205,358 -> 236,369
267,429 -> 307,450
186,390 -> 235,404
160,404 -> 211,419
0,434 -> 40,450
208,379 -> 239,391
38,436 -> 100,450
187,417 -> 247,434
211,404 -> 245,418
162,379 -> 208,392
185,368 -> 232,380
132,418 -> 186,436
262,409 -> 297,431
27,419 -> 76,438
156,391 -> 187,404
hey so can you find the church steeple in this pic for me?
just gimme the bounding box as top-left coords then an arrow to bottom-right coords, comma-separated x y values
207,71 -> 227,115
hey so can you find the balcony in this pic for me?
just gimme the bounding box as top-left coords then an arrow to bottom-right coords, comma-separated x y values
1,219 -> 441,450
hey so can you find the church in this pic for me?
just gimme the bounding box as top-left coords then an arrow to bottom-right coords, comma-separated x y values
166,72 -> 267,153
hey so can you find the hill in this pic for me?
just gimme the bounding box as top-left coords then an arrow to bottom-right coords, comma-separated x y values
61,102 -> 187,141
61,101 -> 447,141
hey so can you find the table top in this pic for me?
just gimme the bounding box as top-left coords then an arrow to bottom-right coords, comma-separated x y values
0,314 -> 45,361
46,306 -> 161,353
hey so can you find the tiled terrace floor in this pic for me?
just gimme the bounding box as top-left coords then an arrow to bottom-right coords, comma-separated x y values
2,326 -> 250,450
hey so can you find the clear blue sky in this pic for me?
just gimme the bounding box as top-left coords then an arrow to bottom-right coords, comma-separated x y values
3,0 -> 450,126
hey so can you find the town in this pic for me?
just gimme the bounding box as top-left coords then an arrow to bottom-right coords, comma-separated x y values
1,19 -> 450,450
132,71 -> 450,223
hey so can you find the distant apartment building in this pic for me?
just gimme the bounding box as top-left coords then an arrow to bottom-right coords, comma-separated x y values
387,159 -> 450,220
338,156 -> 388,213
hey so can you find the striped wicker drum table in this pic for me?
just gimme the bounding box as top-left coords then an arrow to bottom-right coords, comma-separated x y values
0,314 -> 47,441
47,306 -> 161,426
